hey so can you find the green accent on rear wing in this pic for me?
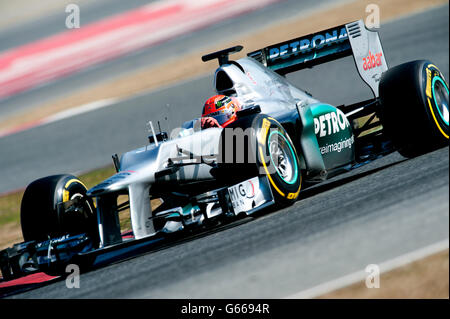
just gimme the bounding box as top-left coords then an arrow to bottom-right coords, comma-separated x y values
248,23 -> 353,75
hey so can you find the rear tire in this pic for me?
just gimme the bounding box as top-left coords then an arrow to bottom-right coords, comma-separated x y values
21,174 -> 98,244
379,60 -> 449,158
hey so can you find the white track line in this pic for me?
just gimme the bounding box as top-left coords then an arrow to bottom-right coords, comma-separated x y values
0,97 -> 120,138
285,239 -> 449,299
41,98 -> 121,125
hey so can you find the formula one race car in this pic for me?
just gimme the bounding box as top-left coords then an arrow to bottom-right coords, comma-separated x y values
1,20 -> 448,281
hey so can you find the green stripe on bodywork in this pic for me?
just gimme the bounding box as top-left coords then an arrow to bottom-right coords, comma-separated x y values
432,76 -> 449,125
268,130 -> 299,185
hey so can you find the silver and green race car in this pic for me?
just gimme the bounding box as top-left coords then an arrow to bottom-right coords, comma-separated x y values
1,20 -> 448,280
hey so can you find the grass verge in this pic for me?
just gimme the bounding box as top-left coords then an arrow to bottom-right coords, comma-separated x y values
0,165 -> 116,250
318,249 -> 449,299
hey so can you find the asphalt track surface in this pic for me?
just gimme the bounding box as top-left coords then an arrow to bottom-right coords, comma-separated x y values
3,6 -> 450,298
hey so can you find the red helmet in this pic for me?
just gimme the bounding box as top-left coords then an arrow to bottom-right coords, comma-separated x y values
201,95 -> 241,127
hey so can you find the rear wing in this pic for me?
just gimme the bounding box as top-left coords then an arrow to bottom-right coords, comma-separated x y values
247,20 -> 388,97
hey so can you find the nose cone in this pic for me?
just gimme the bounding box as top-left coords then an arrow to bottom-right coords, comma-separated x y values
87,170 -> 136,197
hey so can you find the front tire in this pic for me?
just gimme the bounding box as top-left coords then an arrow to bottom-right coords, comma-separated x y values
254,116 -> 303,206
21,174 -> 98,244
379,60 -> 449,158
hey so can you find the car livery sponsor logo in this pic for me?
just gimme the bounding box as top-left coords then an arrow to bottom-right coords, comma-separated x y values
229,180 -> 255,203
362,51 -> 383,71
268,27 -> 348,61
314,109 -> 350,137
246,71 -> 257,85
228,177 -> 259,213
320,135 -> 354,155
239,180 -> 256,199
35,234 -> 71,249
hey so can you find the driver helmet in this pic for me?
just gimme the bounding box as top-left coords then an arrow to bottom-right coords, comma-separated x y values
201,95 -> 241,127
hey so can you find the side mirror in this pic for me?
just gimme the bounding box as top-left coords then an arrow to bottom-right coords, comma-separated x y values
148,131 -> 168,144
236,104 -> 261,118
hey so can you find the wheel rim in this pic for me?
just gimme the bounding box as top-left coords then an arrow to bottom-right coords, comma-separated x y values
268,131 -> 298,184
69,193 -> 95,217
432,76 -> 449,126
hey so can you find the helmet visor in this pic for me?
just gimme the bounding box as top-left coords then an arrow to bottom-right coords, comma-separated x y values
209,105 -> 236,126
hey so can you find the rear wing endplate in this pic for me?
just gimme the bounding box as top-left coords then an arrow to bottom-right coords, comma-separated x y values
247,20 -> 388,97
